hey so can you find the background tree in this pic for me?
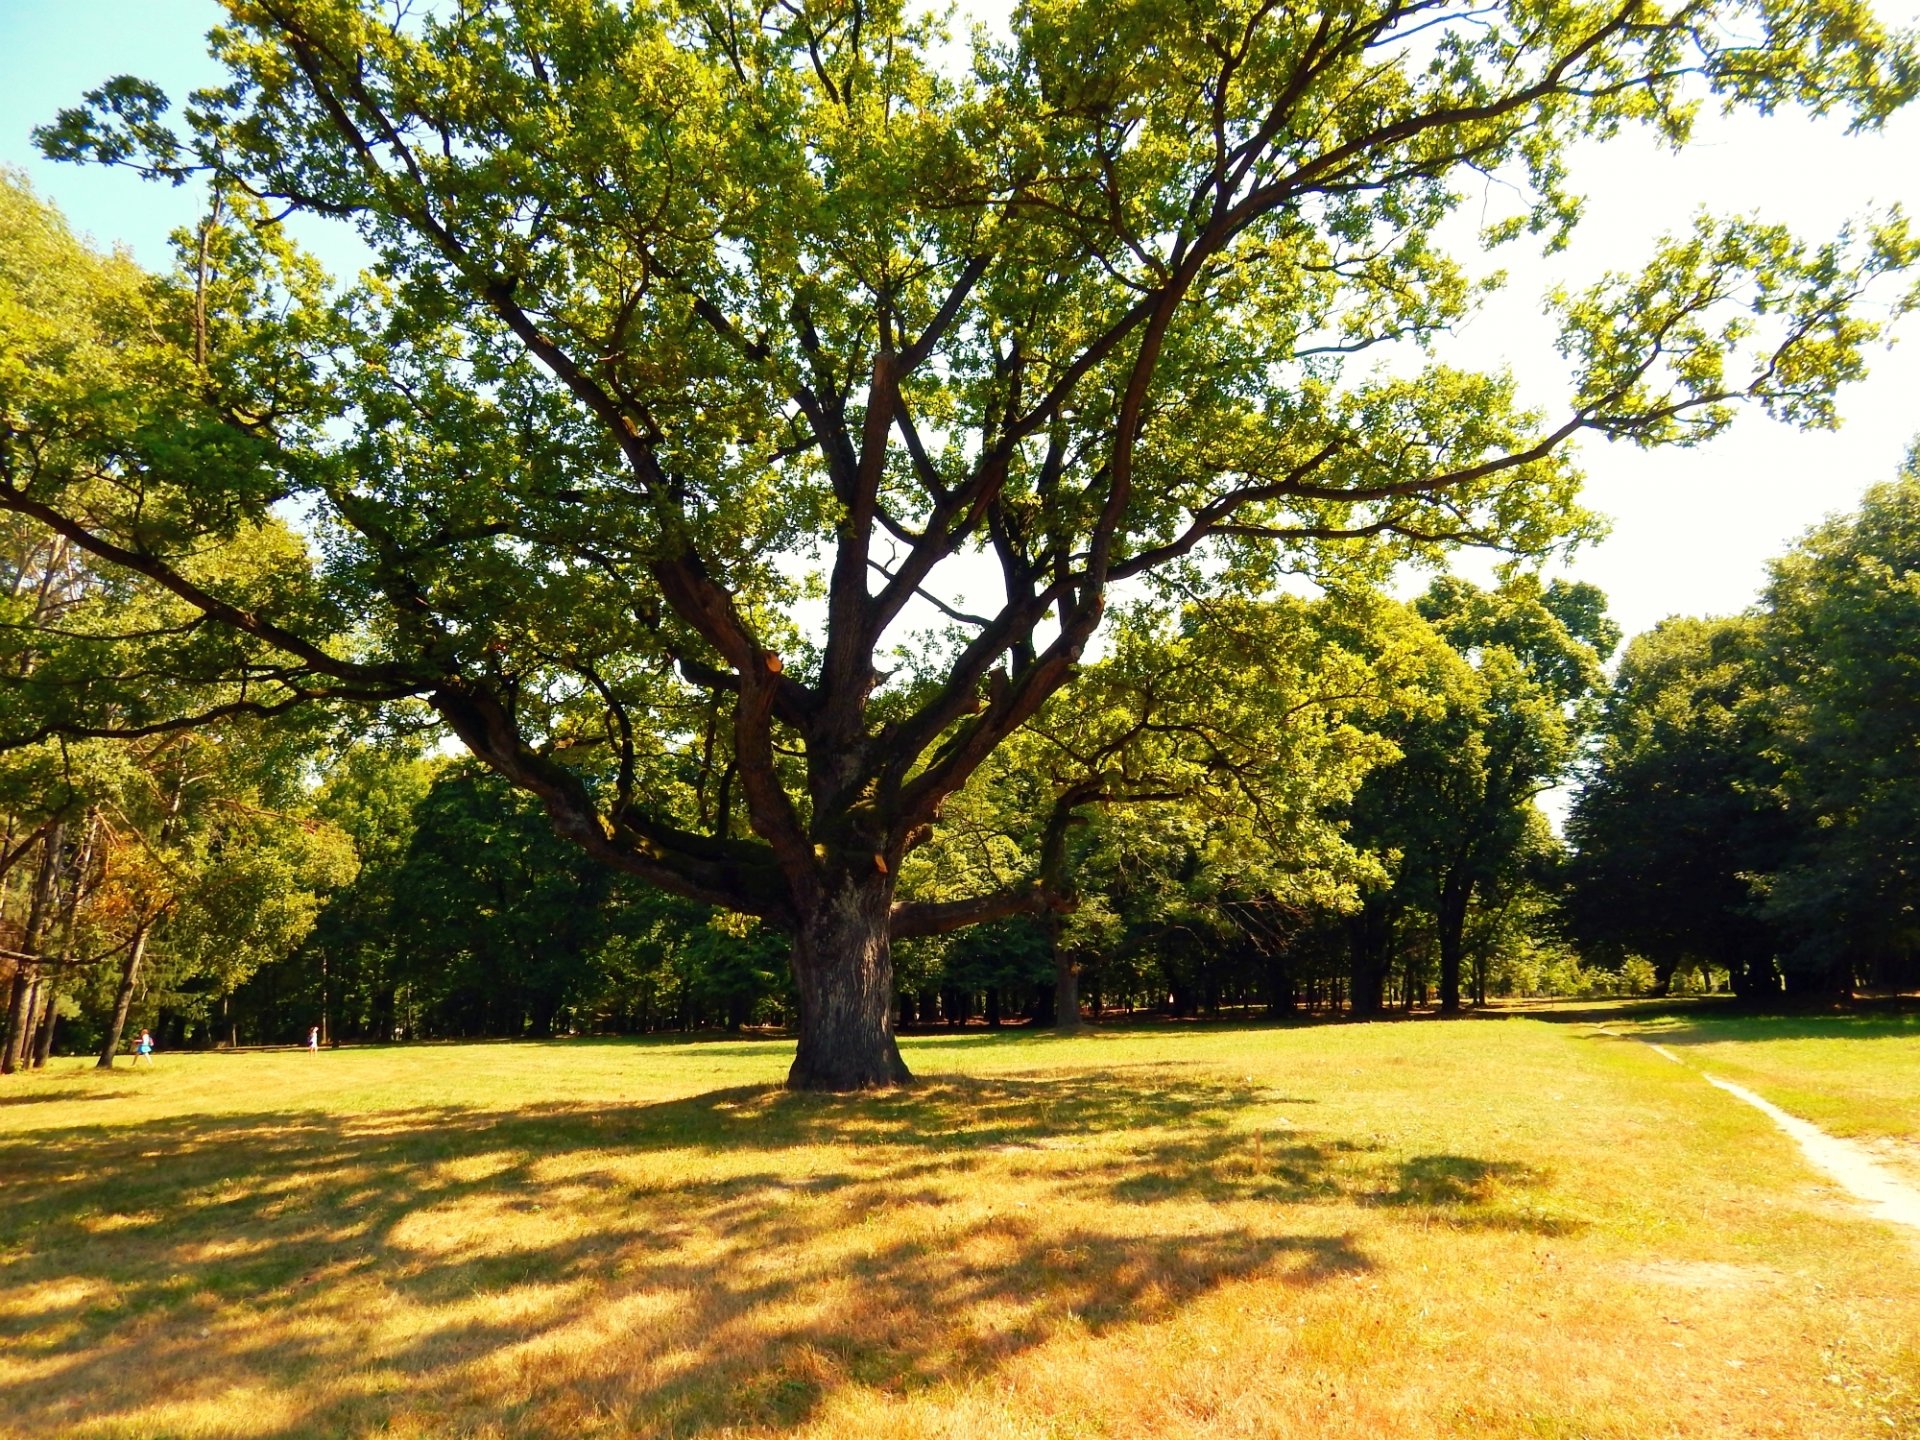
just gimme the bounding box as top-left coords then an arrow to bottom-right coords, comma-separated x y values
235,754 -> 792,1043
1343,577 -> 1616,1013
266,739 -> 436,1043
1563,614 -> 1787,996
1753,450 -> 1920,994
899,590 -> 1420,1026
75,722 -> 355,1066
12,1 -> 1916,1084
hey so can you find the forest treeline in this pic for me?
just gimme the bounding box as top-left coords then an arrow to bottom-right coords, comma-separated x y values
5,440 -> 1916,1060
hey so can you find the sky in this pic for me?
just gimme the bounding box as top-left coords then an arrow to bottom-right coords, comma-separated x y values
3,0 -> 1918,649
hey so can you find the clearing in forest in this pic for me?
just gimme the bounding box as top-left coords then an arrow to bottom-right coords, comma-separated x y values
2,1011 -> 1917,1439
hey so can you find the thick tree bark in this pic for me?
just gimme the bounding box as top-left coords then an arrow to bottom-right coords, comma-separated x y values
785,870 -> 910,1090
96,923 -> 154,1070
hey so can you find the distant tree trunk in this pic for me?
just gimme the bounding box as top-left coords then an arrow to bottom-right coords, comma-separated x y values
1436,871 -> 1473,1016
34,814 -> 96,1068
96,921 -> 155,1070
1726,953 -> 1777,1000
1052,952 -> 1081,1032
1265,951 -> 1295,1018
1168,975 -> 1194,1018
1030,976 -> 1056,1027
13,978 -> 45,1070
1348,905 -> 1391,1018
985,986 -> 1002,1027
3,821 -> 64,1074
784,870 -> 910,1090
1781,958 -> 1853,1000
32,980 -> 59,1067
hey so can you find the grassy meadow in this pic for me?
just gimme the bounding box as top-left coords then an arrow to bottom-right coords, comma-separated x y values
2,1010 -> 1917,1439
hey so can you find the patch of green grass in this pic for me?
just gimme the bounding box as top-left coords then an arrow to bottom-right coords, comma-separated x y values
0,1020 -> 1916,1439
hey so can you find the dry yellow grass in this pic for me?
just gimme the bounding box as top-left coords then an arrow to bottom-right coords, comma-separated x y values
2,1017 -> 1916,1439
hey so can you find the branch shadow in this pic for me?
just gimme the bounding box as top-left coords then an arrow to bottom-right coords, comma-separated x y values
0,1069 -> 1556,1436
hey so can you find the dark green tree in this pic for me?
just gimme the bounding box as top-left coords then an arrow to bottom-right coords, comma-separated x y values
1564,614 -> 1786,996
1757,451 -> 1920,993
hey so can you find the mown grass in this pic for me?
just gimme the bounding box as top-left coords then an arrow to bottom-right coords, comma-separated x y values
2,1017 -> 1917,1439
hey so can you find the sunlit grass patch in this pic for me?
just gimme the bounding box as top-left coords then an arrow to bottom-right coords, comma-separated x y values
1623,1008 -> 1920,1183
1,1020 -> 1917,1437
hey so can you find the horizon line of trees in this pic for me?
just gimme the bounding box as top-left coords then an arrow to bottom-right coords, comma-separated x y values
11,447 -> 1919,1059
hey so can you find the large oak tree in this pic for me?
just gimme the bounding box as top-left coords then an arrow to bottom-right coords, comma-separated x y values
8,0 -> 1915,1085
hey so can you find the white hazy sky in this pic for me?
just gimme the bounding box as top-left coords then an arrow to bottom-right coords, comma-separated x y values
3,0 -> 1917,645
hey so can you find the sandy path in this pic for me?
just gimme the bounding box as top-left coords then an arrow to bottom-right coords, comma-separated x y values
1699,1073 -> 1920,1231
1598,1027 -> 1920,1234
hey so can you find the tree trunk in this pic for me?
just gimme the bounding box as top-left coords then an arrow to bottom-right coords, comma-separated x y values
96,922 -> 154,1070
1438,930 -> 1464,1014
1436,873 -> 1472,1016
34,813 -> 94,1068
15,980 -> 44,1066
32,979 -> 58,1067
785,871 -> 910,1090
1052,951 -> 1082,1033
1347,905 -> 1391,1018
1264,952 -> 1294,1018
2,822 -> 64,1074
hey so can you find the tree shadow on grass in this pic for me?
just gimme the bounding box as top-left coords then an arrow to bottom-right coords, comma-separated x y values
0,1070 -> 1555,1438
1570,1011 -> 1920,1056
1634,1014 -> 1920,1047
0,1087 -> 124,1109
